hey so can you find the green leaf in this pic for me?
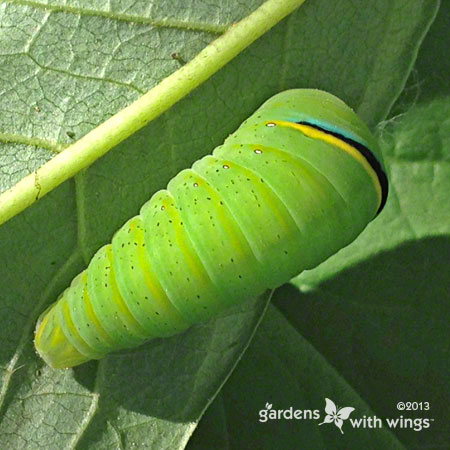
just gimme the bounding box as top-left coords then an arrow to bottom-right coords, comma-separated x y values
191,2 -> 449,448
200,306 -> 407,450
0,0 -> 305,223
0,0 -> 442,449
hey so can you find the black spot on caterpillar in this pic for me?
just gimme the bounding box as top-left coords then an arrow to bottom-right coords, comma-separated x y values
34,89 -> 388,368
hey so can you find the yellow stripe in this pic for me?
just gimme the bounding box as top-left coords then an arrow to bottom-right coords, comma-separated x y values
160,196 -> 214,286
248,143 -> 346,218
268,120 -> 382,209
81,271 -> 116,346
60,300 -> 101,357
213,155 -> 293,241
104,246 -> 149,338
34,308 -> 51,344
129,218 -> 187,325
188,176 -> 249,258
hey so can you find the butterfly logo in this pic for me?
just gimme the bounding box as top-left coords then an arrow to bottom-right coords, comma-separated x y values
318,398 -> 355,434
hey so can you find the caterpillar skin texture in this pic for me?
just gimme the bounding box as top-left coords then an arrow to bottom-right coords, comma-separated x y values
34,89 -> 388,368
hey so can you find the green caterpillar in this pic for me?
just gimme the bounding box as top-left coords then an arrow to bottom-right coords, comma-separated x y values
34,89 -> 388,368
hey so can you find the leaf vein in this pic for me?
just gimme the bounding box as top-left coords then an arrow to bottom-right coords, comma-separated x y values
4,0 -> 228,35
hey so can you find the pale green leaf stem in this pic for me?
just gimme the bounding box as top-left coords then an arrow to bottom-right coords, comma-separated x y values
0,0 -> 306,225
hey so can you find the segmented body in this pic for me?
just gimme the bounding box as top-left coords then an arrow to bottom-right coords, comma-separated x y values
34,89 -> 388,368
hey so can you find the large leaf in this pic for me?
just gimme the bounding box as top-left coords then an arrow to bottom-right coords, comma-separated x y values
0,0 -> 441,448
191,2 -> 449,449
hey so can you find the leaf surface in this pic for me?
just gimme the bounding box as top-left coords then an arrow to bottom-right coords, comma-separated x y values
0,0 -> 443,448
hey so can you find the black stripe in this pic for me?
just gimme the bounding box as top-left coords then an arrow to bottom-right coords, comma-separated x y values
297,121 -> 388,214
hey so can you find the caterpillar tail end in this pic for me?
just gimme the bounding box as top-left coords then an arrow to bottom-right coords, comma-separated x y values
34,303 -> 91,369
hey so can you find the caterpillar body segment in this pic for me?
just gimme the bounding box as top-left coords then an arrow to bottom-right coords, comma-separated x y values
34,89 -> 388,368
